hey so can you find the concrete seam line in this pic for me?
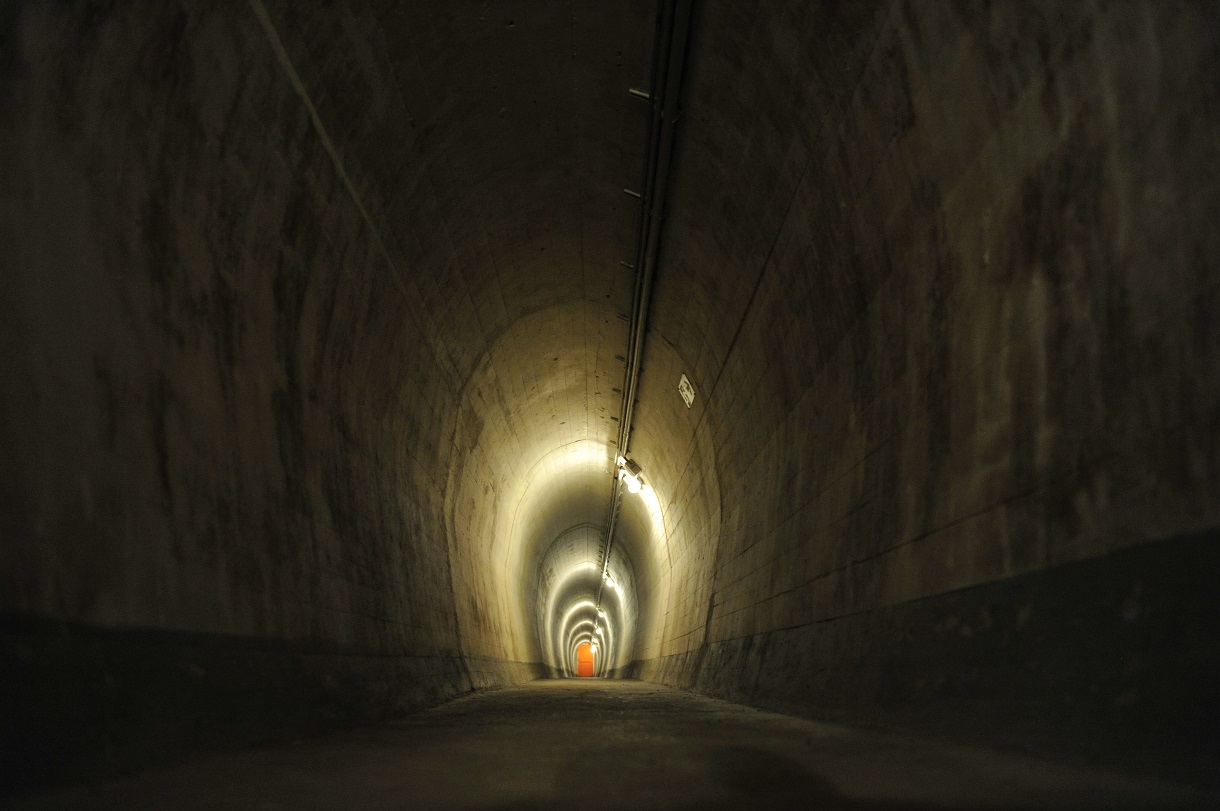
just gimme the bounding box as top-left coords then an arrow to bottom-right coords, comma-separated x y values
248,0 -> 413,305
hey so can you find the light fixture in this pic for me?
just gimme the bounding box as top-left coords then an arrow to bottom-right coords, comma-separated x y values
597,609 -> 605,618
616,457 -> 644,494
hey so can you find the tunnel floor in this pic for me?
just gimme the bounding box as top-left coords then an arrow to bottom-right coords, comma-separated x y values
12,680 -> 1213,810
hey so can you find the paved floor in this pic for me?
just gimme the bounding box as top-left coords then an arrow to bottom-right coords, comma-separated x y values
8,680 -> 1215,810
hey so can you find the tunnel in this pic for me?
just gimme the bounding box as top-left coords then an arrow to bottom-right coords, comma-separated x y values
1,1 -> 1218,807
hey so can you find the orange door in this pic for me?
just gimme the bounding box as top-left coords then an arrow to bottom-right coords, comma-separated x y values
576,642 -> 595,677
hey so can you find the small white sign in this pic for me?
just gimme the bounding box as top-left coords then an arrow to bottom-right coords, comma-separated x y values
678,373 -> 695,408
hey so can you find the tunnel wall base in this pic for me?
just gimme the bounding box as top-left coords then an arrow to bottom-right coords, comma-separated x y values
631,530 -> 1220,786
0,619 -> 542,797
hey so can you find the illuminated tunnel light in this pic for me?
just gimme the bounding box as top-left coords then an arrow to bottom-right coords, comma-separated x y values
617,458 -> 644,494
504,439 -> 619,667
543,565 -> 602,670
542,531 -> 641,677
556,601 -> 602,675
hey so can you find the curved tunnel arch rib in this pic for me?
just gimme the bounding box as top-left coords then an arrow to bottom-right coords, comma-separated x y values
440,303 -> 631,673
539,527 -> 639,677
438,294 -> 677,683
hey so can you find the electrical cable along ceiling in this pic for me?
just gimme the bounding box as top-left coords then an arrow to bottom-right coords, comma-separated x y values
517,0 -> 694,677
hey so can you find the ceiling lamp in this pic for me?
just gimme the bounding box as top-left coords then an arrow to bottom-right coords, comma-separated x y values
617,457 -> 644,494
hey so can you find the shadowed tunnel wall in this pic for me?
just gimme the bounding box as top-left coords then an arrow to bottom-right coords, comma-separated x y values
2,0 -> 1218,794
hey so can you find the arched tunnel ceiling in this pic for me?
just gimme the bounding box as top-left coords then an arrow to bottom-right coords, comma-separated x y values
273,0 -> 654,359
265,1 -> 670,668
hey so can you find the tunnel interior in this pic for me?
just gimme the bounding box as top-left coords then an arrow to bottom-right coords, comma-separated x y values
2,0 -> 1219,798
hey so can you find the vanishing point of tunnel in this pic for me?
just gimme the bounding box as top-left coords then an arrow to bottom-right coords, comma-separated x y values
1,1 -> 1218,808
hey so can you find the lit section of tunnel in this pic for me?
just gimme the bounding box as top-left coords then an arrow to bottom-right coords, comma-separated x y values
434,293 -> 679,680
425,0 -> 688,685
444,400 -> 668,679
439,305 -> 673,681
531,463 -> 670,678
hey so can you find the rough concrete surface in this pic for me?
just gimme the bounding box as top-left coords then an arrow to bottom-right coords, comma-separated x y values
8,681 -> 1216,811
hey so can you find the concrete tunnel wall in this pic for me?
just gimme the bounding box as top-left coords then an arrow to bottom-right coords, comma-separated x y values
1,0 -> 1218,793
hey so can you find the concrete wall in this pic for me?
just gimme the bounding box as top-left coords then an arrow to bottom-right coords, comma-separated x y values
0,1 -> 615,789
630,0 -> 1220,780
